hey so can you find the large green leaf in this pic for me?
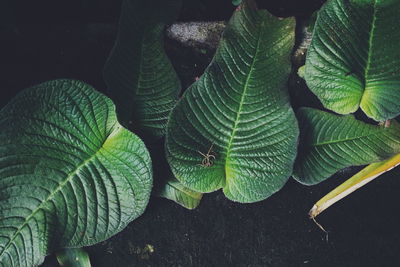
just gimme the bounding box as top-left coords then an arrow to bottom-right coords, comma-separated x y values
103,0 -> 182,141
293,108 -> 400,185
0,80 -> 152,267
304,0 -> 400,121
165,0 -> 298,203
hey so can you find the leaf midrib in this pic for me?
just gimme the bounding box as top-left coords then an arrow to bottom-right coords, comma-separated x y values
0,125 -> 122,261
224,19 -> 264,180
360,0 -> 377,104
312,132 -> 379,147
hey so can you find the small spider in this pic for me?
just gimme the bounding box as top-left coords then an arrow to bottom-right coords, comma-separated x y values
198,144 -> 216,167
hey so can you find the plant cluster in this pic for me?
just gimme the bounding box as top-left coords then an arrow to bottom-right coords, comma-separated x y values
0,0 -> 399,266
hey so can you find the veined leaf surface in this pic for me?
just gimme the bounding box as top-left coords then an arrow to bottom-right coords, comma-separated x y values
166,0 -> 298,203
0,80 -> 152,266
293,108 -> 400,185
305,0 -> 400,121
104,0 -> 182,141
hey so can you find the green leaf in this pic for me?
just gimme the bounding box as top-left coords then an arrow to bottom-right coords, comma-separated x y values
103,0 -> 182,141
0,80 -> 152,267
165,0 -> 298,203
148,140 -> 202,210
232,0 -> 242,6
159,177 -> 203,210
56,248 -> 91,267
304,0 -> 400,122
298,65 -> 306,79
293,108 -> 400,185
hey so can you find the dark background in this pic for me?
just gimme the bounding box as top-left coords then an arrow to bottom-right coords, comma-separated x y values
1,0 -> 400,266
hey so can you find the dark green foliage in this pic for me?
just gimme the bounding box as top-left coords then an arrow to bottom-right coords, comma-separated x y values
165,0 -> 299,203
104,0 -> 182,141
305,0 -> 400,121
293,108 -> 400,185
0,80 -> 152,266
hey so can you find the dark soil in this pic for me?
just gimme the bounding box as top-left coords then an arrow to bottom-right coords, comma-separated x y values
2,0 -> 400,266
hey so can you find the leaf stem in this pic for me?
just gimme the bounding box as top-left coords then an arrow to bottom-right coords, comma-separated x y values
309,153 -> 400,218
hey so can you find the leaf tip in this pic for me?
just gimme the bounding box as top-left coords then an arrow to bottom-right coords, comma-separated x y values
308,204 -> 320,219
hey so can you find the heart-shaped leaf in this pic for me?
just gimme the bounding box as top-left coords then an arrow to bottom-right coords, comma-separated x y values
104,0 -> 182,141
165,0 -> 298,203
0,80 -> 152,266
293,108 -> 400,185
304,0 -> 400,121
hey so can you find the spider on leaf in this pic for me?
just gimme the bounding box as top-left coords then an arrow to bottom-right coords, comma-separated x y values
198,144 -> 216,167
